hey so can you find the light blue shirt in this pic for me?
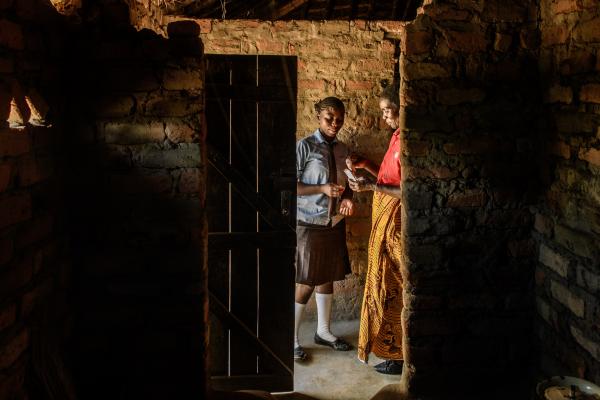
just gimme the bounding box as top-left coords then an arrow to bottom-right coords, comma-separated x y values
296,129 -> 351,226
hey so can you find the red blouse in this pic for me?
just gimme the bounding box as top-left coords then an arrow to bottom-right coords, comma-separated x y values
376,128 -> 401,186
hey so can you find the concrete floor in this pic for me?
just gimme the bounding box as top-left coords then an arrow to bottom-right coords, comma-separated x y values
288,319 -> 401,400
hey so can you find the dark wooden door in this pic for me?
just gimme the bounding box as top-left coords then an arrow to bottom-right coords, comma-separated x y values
205,55 -> 297,392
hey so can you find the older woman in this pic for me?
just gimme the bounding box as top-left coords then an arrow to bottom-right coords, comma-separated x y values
348,84 -> 403,375
294,97 -> 354,362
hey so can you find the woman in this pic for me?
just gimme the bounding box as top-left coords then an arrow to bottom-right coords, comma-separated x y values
348,84 -> 403,375
294,97 -> 354,362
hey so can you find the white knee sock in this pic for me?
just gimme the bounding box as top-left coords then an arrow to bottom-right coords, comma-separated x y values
316,293 -> 337,342
294,302 -> 306,348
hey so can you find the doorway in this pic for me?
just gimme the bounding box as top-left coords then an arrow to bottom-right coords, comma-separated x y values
205,55 -> 297,393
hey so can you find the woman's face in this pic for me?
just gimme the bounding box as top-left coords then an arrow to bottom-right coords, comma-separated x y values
379,99 -> 400,129
317,107 -> 345,139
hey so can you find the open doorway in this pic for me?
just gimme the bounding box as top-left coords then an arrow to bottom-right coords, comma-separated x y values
205,55 -> 297,393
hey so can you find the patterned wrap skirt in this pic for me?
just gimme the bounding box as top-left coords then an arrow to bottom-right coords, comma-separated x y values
358,191 -> 403,363
295,219 -> 351,286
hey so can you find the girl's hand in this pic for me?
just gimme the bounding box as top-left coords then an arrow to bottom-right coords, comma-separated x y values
347,153 -> 368,171
322,183 -> 345,198
339,199 -> 354,216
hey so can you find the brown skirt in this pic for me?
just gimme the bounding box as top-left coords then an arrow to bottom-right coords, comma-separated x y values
295,220 -> 351,286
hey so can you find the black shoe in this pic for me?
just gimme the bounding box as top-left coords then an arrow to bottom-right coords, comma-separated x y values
374,360 -> 403,375
294,346 -> 308,362
314,333 -> 352,351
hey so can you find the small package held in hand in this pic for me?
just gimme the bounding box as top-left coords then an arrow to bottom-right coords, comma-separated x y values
344,168 -> 364,182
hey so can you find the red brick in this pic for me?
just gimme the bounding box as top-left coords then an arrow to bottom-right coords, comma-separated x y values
483,0 -> 526,22
426,5 -> 470,21
109,172 -> 172,194
447,189 -> 487,208
438,87 -> 486,105
163,68 -> 203,91
541,24 -> 570,46
0,162 -> 12,192
508,239 -> 535,258
210,39 -> 240,51
494,33 -> 512,52
402,30 -> 433,55
445,30 -> 488,53
17,154 -> 52,187
103,121 -> 165,144
0,329 -> 28,369
179,168 -> 201,193
15,215 -> 53,250
404,165 -> 432,179
0,129 -> 31,156
0,19 -> 24,50
353,20 -> 367,30
0,193 -> 31,229
255,39 -> 284,53
552,0 -> 583,14
548,141 -> 570,159
0,303 -> 16,332
544,85 -> 573,104
298,79 -> 325,90
166,121 -> 196,143
580,84 -> 600,104
443,138 -> 498,155
431,166 -> 459,179
579,148 -> 600,166
403,140 -> 430,156
574,17 -> 600,42
345,80 -> 373,91
535,213 -> 554,236
197,19 -> 212,34
377,21 -> 404,34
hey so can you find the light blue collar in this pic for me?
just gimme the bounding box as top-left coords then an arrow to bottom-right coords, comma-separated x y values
314,129 -> 338,145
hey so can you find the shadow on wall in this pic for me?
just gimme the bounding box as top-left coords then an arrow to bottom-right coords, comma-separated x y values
57,5 -> 207,399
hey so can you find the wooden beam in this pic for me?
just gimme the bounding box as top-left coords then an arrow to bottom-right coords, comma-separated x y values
303,0 -> 312,18
392,0 -> 401,19
325,0 -> 335,19
368,0 -> 376,20
270,0 -> 310,19
350,0 -> 358,19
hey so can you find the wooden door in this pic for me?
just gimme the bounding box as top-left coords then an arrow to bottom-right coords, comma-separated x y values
205,55 -> 297,392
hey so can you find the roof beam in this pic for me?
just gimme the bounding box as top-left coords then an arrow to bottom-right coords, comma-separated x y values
325,0 -> 335,19
350,0 -> 358,19
368,0 -> 376,19
272,0 -> 310,19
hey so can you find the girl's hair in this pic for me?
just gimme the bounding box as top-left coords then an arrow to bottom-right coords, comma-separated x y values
380,81 -> 400,109
314,97 -> 345,114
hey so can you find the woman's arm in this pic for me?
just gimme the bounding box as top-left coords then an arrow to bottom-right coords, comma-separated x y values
348,180 -> 402,199
347,154 -> 379,177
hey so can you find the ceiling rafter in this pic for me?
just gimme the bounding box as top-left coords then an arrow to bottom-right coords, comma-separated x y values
272,0 -> 311,19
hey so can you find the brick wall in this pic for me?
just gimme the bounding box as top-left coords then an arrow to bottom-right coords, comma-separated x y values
131,17 -> 401,320
63,11 -> 207,398
399,0 -> 541,396
535,0 -> 600,384
0,2 -> 70,399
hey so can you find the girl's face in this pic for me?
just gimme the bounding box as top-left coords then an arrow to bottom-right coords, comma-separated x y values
379,99 -> 400,129
317,107 -> 345,139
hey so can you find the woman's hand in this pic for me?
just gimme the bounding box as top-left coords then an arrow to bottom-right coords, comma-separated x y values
346,153 -> 368,171
339,199 -> 354,216
322,183 -> 345,198
348,179 -> 375,193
